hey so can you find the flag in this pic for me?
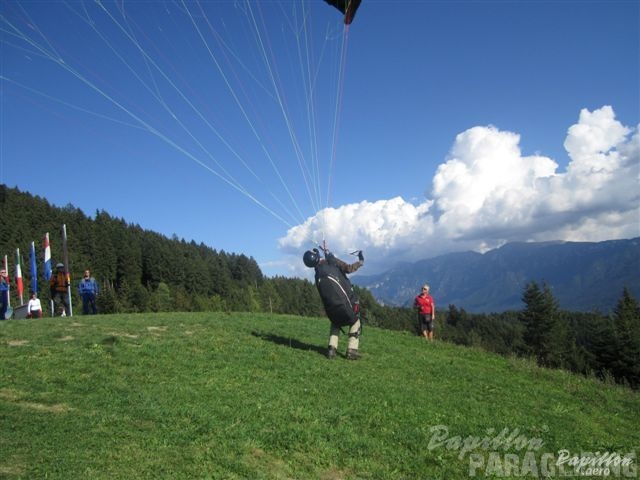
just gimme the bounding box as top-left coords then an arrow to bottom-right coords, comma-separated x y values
15,249 -> 24,304
30,241 -> 38,294
44,233 -> 52,281
2,254 -> 9,310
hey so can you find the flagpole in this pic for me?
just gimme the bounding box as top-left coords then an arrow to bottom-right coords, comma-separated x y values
62,224 -> 73,317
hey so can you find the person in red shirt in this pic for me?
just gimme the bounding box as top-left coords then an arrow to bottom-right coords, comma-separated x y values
414,283 -> 436,341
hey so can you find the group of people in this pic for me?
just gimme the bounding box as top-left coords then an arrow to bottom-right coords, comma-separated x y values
0,264 -> 99,319
48,264 -> 100,316
7,243 -> 435,355
302,246 -> 436,361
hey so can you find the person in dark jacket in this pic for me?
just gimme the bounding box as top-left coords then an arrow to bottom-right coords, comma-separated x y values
303,247 -> 364,359
49,263 -> 70,316
78,269 -> 99,314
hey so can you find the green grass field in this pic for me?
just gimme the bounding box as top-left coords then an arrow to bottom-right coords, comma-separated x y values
1,312 -> 638,479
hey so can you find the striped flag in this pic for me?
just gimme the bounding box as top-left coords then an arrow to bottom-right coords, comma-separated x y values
2,255 -> 9,309
15,249 -> 24,305
44,233 -> 52,281
30,241 -> 38,294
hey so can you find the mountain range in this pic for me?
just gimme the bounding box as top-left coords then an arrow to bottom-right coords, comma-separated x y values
353,237 -> 640,313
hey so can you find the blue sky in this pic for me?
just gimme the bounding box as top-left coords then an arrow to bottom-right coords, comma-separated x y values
2,0 -> 639,277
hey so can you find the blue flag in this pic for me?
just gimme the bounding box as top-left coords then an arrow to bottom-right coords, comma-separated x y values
30,241 -> 37,294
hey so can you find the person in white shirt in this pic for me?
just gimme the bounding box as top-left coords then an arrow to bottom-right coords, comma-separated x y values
27,292 -> 43,318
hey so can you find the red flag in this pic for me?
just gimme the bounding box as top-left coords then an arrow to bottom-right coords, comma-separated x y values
15,249 -> 24,303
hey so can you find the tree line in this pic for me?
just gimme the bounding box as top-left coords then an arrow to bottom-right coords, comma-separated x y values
0,185 -> 324,317
2,185 -> 638,387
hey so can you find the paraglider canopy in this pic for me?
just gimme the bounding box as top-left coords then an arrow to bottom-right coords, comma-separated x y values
324,0 -> 362,25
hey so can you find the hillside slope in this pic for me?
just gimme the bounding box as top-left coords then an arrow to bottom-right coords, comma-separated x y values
1,313 -> 638,479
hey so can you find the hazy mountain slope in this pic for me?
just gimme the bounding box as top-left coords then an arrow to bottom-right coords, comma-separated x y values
354,238 -> 640,312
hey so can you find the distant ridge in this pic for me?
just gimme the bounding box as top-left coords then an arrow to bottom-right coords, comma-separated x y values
353,238 -> 640,313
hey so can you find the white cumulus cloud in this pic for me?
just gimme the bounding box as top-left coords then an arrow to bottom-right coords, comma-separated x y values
279,106 -> 640,275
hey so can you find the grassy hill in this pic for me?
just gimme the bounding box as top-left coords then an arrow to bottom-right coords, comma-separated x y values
1,313 -> 638,479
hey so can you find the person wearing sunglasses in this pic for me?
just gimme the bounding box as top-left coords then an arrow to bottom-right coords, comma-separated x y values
414,284 -> 436,341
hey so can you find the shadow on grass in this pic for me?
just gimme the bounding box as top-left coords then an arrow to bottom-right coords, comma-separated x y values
251,331 -> 327,357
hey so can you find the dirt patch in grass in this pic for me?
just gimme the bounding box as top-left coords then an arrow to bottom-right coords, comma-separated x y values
19,401 -> 72,413
147,326 -> 167,332
0,388 -> 73,414
147,326 -> 168,337
0,388 -> 22,401
245,448 -> 290,477
0,463 -> 26,477
6,340 -> 29,347
57,336 -> 74,342
108,332 -> 140,339
320,466 -> 354,480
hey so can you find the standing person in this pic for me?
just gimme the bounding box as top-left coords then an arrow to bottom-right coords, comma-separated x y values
49,263 -> 70,316
78,269 -> 99,315
0,268 -> 10,320
303,247 -> 364,359
27,292 -> 43,318
414,284 -> 436,341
